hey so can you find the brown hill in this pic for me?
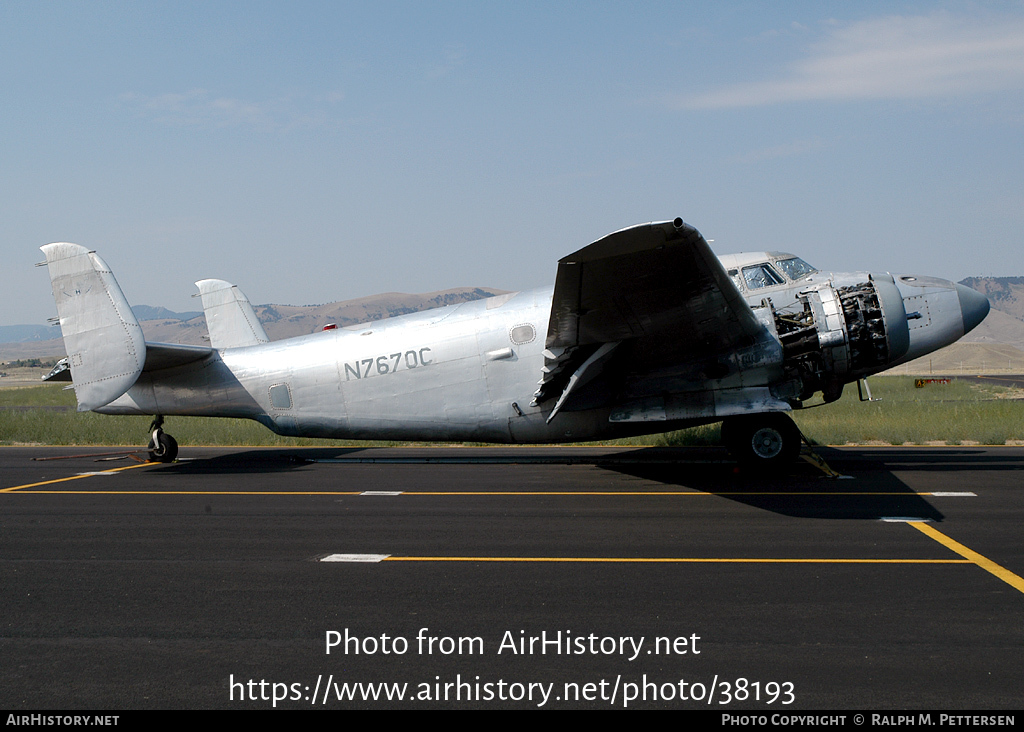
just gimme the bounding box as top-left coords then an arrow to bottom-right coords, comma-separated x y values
884,342 -> 1024,376
959,277 -> 1024,321
8,277 -> 1024,376
0,287 -> 509,360
252,288 -> 505,341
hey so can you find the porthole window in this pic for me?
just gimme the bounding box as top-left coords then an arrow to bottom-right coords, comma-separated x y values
510,323 -> 536,345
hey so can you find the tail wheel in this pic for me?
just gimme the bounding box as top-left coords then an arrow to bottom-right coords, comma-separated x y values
148,432 -> 178,463
722,413 -> 801,469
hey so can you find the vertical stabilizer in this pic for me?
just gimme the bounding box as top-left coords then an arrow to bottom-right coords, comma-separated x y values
39,243 -> 146,411
195,279 -> 269,349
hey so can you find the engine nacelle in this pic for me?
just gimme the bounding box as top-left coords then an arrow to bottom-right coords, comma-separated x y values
772,275 -> 910,403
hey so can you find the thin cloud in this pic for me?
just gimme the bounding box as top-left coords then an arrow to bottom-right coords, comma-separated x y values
730,138 -> 825,164
120,89 -> 338,131
678,12 -> 1024,109
425,44 -> 467,80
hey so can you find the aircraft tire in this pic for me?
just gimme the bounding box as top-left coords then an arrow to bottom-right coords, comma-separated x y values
148,432 -> 178,463
722,413 -> 800,469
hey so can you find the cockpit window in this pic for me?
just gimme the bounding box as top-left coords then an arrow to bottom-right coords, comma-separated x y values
727,269 -> 743,291
742,263 -> 785,290
776,257 -> 817,280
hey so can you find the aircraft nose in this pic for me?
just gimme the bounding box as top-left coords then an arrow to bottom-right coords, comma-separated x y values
955,284 -> 990,335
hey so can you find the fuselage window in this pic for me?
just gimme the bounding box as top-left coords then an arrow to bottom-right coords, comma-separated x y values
742,264 -> 785,290
269,383 -> 292,409
510,324 -> 536,345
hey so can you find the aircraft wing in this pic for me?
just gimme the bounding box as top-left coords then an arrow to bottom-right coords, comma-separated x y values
537,218 -> 775,418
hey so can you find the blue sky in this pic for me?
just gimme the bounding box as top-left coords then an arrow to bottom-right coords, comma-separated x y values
4,1 -> 1024,326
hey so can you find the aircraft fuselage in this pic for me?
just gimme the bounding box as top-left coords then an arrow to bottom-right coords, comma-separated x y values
96,254 -> 988,445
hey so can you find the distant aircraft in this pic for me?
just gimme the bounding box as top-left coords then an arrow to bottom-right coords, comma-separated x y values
39,218 -> 989,466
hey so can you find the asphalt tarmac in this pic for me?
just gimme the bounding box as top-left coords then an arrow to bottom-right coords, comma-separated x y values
2,445 -> 1022,710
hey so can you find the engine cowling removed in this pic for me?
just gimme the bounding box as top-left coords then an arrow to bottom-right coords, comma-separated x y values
771,280 -> 898,402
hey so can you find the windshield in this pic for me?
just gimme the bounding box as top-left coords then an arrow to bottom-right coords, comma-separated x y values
776,257 -> 818,280
742,263 -> 785,290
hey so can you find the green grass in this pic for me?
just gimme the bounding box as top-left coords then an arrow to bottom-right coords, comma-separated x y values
654,376 -> 1024,447
1,377 -> 1021,447
0,384 -> 78,407
0,385 -> 384,447
795,377 -> 1023,445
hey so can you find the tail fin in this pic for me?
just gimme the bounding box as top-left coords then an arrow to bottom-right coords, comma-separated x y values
39,243 -> 146,411
194,279 -> 269,349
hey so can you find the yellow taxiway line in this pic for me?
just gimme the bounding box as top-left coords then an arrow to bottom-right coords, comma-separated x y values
909,521 -> 1024,594
0,487 -> 979,496
381,557 -> 968,564
0,462 -> 150,492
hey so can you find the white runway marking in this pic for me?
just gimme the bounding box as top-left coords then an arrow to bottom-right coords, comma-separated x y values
320,554 -> 391,563
931,492 -> 976,496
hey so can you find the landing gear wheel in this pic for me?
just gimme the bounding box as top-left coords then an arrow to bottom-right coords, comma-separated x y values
721,413 -> 801,470
147,416 -> 178,463
148,432 -> 178,463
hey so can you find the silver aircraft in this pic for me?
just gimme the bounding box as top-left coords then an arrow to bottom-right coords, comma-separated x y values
39,218 -> 990,466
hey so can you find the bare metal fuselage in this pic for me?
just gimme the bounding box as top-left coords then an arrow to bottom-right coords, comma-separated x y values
101,287 -> 568,442
96,265 -> 981,444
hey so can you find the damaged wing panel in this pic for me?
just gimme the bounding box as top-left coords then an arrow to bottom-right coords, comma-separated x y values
545,218 -> 765,356
538,219 -> 776,416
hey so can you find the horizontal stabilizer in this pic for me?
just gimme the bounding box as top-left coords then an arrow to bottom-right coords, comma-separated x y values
42,343 -> 213,385
195,279 -> 269,349
42,358 -> 72,382
143,342 -> 213,371
39,243 -> 146,411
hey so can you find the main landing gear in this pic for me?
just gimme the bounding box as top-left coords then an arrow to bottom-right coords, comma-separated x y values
147,415 -> 178,463
720,412 -> 801,469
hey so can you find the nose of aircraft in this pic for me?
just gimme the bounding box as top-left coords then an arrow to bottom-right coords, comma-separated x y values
890,275 -> 992,365
955,284 -> 990,335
